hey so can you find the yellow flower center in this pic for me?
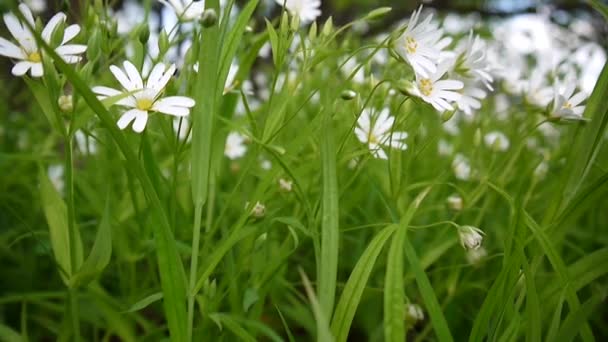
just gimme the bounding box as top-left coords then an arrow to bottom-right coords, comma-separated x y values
419,79 -> 433,96
136,98 -> 154,111
28,51 -> 41,63
563,102 -> 572,109
369,133 -> 379,144
406,36 -> 418,54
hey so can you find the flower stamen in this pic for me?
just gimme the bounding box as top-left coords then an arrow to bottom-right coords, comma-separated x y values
136,98 -> 154,111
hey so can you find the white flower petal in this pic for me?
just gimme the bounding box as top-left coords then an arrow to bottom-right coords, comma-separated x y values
56,44 -> 87,56
123,60 -> 144,90
117,109 -> 144,130
152,103 -> 191,117
42,12 -> 66,43
62,24 -> 80,44
0,37 -> 26,59
30,62 -> 43,77
154,96 -> 196,108
132,111 -> 149,133
11,61 -> 32,76
110,64 -> 137,91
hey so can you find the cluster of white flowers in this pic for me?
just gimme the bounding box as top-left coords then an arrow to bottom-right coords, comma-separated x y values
355,107 -> 408,160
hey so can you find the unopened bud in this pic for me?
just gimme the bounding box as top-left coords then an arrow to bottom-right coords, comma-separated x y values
446,194 -> 463,211
201,9 -> 218,28
279,178 -> 293,192
58,95 -> 73,113
405,303 -> 424,323
441,110 -> 455,122
458,225 -> 484,250
249,201 -> 266,218
138,25 -> 150,44
341,89 -> 357,100
365,7 -> 392,20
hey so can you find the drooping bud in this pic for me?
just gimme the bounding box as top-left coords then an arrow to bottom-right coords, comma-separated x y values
458,225 -> 484,250
279,178 -> 293,192
138,25 -> 150,44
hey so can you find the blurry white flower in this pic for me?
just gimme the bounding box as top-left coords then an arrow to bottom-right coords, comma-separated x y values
395,6 -> 451,77
458,225 -> 484,250
438,139 -> 453,156
24,0 -> 46,14
405,303 -> 424,322
159,0 -> 205,21
260,158 -> 272,170
447,194 -> 463,211
572,43 -> 606,95
341,57 -> 366,84
466,246 -> 487,265
274,0 -> 321,24
279,178 -> 293,192
452,153 -> 471,181
484,131 -> 510,151
0,4 -> 86,77
48,164 -> 64,194
443,13 -> 478,34
410,63 -> 463,112
355,108 -> 408,160
75,130 -> 97,154
93,61 -> 195,133
173,117 -> 191,141
525,68 -> 553,107
455,82 -> 487,116
224,132 -> 247,160
452,31 -> 494,90
250,201 -> 266,218
550,78 -> 587,121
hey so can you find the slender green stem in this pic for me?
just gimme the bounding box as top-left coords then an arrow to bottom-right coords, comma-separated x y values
69,289 -> 80,342
64,134 -> 80,342
187,203 -> 204,341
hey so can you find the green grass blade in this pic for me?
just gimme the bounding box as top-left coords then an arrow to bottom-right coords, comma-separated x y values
299,269 -> 334,342
554,293 -> 603,342
330,224 -> 397,342
124,292 -> 164,313
403,236 -> 454,342
384,187 -> 431,342
319,113 -> 340,320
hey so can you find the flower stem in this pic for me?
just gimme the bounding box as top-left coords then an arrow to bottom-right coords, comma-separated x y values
187,202 -> 204,341
65,133 -> 80,342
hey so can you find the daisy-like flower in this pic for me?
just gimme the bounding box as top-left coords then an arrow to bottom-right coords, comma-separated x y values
451,31 -> 494,90
274,0 -> 321,25
410,63 -> 464,112
93,61 -> 195,133
524,67 -> 553,108
455,81 -> 487,116
0,4 -> 86,77
354,108 -> 408,160
225,132 -> 247,160
395,6 -> 451,78
484,131 -> 510,151
159,0 -> 206,21
550,78 -> 587,121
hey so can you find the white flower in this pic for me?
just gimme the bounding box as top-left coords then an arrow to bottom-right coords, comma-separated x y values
410,63 -> 464,112
279,178 -> 293,192
354,108 -> 408,160
24,0 -> 46,14
452,31 -> 494,90
395,6 -> 451,78
534,161 -> 549,179
93,61 -> 195,133
249,201 -> 266,218
458,225 -> 484,250
48,164 -> 64,194
484,131 -> 510,151
275,0 -> 321,24
438,139 -> 453,156
341,57 -> 366,84
224,132 -> 247,160
550,78 -> 587,121
159,0 -> 206,21
452,153 -> 471,181
455,82 -> 487,116
525,68 -> 553,107
405,304 -> 424,322
0,4 -> 86,77
447,194 -> 463,211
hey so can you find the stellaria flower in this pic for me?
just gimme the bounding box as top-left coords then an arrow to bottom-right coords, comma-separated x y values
550,77 -> 587,121
355,108 -> 408,160
0,4 -> 86,77
225,132 -> 247,160
484,131 -> 510,151
159,0 -> 206,21
410,63 -> 464,112
274,0 -> 321,24
395,6 -> 451,78
455,81 -> 487,116
93,61 -> 195,133
451,31 -> 494,90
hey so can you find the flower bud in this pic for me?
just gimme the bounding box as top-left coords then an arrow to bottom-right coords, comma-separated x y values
138,25 -> 150,44
441,110 -> 455,122
458,225 -> 484,250
341,89 -> 357,100
365,7 -> 392,20
250,201 -> 266,218
58,95 -> 73,113
405,303 -> 424,323
201,9 -> 218,28
446,194 -> 463,211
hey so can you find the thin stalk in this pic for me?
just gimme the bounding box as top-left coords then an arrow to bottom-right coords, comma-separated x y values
64,134 -> 80,342
187,203 -> 204,341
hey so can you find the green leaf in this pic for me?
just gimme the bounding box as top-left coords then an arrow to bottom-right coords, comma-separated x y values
384,187 -> 431,342
265,19 -> 280,67
124,292 -> 164,313
39,168 -> 82,286
69,196 -> 113,288
319,113 -> 339,319
554,293 -> 603,342
330,224 -> 397,342
0,324 -> 23,342
299,269 -> 334,342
